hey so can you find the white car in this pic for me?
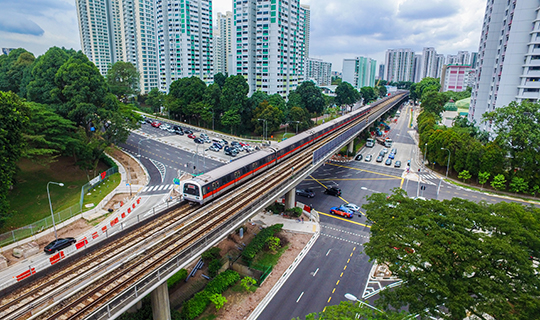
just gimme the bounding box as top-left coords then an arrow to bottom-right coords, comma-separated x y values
343,203 -> 360,212
160,124 -> 170,131
246,146 -> 255,152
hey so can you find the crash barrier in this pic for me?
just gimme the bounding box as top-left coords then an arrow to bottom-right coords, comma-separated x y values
0,195 -> 170,290
0,166 -> 119,248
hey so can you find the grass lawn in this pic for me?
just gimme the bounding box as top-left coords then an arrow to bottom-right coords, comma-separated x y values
4,157 -> 111,233
253,244 -> 289,267
82,173 -> 121,211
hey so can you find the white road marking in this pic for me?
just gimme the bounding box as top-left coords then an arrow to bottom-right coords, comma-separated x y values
158,185 -> 165,191
296,292 -> 304,303
326,249 -> 331,256
313,268 -> 319,277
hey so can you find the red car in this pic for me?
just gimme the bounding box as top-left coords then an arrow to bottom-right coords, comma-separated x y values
187,133 -> 196,139
330,206 -> 353,218
151,121 -> 161,128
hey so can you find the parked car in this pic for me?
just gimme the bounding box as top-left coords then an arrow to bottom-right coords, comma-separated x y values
187,133 -> 196,139
355,154 -> 363,161
213,142 -> 223,149
160,124 -> 170,131
44,237 -> 76,254
246,146 -> 255,152
391,148 -> 397,155
385,158 -> 392,166
394,161 -> 402,168
342,203 -> 360,212
224,148 -> 237,156
194,138 -> 204,144
203,137 -> 211,143
324,187 -> 342,196
175,128 -> 184,135
209,145 -> 220,152
296,189 -> 315,198
388,153 -> 395,159
379,150 -> 386,157
220,139 -> 228,145
151,121 -> 161,128
184,129 -> 193,134
167,126 -> 175,133
382,148 -> 388,154
200,133 -> 209,138
365,154 -> 372,162
330,206 -> 353,218
376,155 -> 384,162
145,118 -> 154,124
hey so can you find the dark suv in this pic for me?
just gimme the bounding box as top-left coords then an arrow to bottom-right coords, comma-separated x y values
296,189 -> 315,198
324,187 -> 342,196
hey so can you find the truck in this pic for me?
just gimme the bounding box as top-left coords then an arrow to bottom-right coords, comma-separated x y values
366,138 -> 375,148
376,137 -> 393,147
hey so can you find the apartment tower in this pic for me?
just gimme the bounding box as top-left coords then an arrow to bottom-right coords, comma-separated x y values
214,11 -> 233,75
384,49 -> 414,82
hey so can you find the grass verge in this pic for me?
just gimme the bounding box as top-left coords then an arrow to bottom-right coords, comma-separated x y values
253,244 -> 289,266
82,173 -> 121,211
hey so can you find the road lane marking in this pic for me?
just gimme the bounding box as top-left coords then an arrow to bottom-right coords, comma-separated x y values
318,212 -> 371,228
329,163 -> 402,179
340,272 -> 343,277
296,292 -> 304,303
343,265 -> 347,270
332,288 -> 336,293
313,268 -> 319,277
327,297 -> 332,303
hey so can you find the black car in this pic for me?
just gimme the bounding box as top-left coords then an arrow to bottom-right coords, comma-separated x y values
355,154 -> 363,161
379,150 -> 386,157
394,161 -> 402,168
44,237 -> 76,254
324,187 -> 342,196
296,189 -> 315,198
194,138 -> 204,144
220,139 -> 228,145
184,129 -> 193,134
224,148 -> 237,157
145,118 -> 153,124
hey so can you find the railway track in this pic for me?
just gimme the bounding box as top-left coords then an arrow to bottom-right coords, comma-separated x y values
1,93 -> 406,320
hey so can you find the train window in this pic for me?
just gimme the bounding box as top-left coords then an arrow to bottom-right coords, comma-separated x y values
183,183 -> 200,196
212,181 -> 220,190
252,161 -> 259,170
234,171 -> 241,178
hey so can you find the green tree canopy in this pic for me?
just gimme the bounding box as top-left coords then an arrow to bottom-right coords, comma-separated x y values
168,76 -> 207,120
294,81 -> 325,114
213,72 -> 227,89
415,77 -> 440,100
294,301 -> 409,320
145,88 -> 166,113
363,189 -> 540,320
252,101 -> 284,136
106,61 -> 140,100
335,82 -> 360,108
360,86 -> 377,104
0,48 -> 35,96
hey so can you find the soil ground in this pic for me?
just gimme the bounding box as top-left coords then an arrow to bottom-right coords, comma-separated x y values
109,148 -> 146,185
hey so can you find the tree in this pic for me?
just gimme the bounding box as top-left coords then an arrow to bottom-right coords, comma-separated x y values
331,76 -> 342,85
294,81 -> 326,114
0,92 -> 30,226
478,172 -> 490,188
362,189 -> 540,320
360,86 -> 377,104
0,48 -> 35,96
335,82 -> 360,111
420,91 -> 447,116
415,77 -> 440,100
457,170 -> 471,183
106,61 -> 140,100
213,72 -> 227,89
490,174 -> 507,191
168,76 -> 207,120
530,185 -> 540,197
209,293 -> 227,311
509,176 -> 528,194
221,109 -> 241,134
252,101 -> 284,136
145,88 -> 166,113
293,301 -> 410,320
240,276 -> 256,291
266,236 -> 280,253
377,85 -> 387,98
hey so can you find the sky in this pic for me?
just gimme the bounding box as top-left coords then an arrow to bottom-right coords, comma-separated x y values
0,0 -> 486,72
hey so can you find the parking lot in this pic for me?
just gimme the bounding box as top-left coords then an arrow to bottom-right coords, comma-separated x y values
136,118 -> 264,163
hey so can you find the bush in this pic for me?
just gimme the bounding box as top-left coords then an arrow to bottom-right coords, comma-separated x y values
242,224 -> 283,264
266,202 -> 285,215
205,270 -> 240,295
167,268 -> 188,289
101,153 -> 118,168
285,207 -> 302,218
208,259 -> 224,278
240,276 -> 257,291
266,236 -> 281,253
201,247 -> 221,262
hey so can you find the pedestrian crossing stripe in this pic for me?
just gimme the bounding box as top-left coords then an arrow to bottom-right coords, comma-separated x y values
142,184 -> 175,192
320,233 -> 362,246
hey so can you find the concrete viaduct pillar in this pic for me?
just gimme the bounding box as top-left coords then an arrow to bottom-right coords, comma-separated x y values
151,282 -> 171,320
285,188 -> 296,209
348,140 -> 354,154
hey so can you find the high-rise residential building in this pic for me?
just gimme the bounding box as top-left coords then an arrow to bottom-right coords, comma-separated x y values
457,51 -> 470,64
421,47 -> 439,79
435,54 -> 445,78
470,52 -> 479,69
214,11 -> 233,76
75,0 -> 158,93
306,58 -> 331,86
156,0 -> 213,92
342,56 -> 376,89
413,54 -> 422,82
378,64 -> 385,80
300,4 -> 310,60
446,54 -> 459,65
440,64 -> 473,92
384,49 -> 414,82
470,0 -> 539,130
233,0 -> 306,96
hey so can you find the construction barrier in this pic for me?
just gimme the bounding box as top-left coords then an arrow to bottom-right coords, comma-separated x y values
49,251 -> 65,265
110,217 -> 119,227
92,232 -> 99,239
15,268 -> 36,281
75,237 -> 88,250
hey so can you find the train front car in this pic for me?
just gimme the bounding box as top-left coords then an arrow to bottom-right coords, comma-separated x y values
182,180 -> 204,204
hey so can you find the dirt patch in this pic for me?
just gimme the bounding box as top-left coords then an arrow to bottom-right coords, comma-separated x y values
109,148 -> 146,185
3,219 -> 93,265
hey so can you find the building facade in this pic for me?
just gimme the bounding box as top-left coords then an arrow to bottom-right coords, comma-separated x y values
413,54 -> 422,82
306,58 -> 331,86
470,0 -> 540,129
233,0 -> 306,96
440,64 -> 473,92
342,56 -> 376,89
75,0 -> 158,93
214,11 -> 233,76
384,49 -> 414,82
156,0 -> 213,91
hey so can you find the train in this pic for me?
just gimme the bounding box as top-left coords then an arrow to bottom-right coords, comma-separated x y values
182,92 -> 407,205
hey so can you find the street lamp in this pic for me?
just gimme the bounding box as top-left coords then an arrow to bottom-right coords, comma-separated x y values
47,181 -> 64,241
344,293 -> 382,312
257,118 -> 267,142
441,147 -> 451,177
292,121 -> 300,134
138,137 -> 151,157
424,143 -> 428,167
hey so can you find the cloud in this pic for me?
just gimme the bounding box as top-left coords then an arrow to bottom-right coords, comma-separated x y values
397,0 -> 460,20
0,15 -> 44,36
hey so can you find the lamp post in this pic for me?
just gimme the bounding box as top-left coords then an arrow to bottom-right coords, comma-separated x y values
138,137 -> 151,157
344,293 -> 382,312
258,118 -> 267,142
292,121 -> 300,134
441,147 -> 451,177
424,143 -> 428,168
47,181 -> 64,241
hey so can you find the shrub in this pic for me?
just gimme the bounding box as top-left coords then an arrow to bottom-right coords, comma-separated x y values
100,153 -> 118,168
208,259 -> 224,278
242,224 -> 283,263
267,202 -> 285,215
240,276 -> 257,291
491,174 -> 507,191
285,207 -> 302,218
167,268 -> 188,289
201,247 -> 221,262
266,236 -> 281,253
209,293 -> 227,311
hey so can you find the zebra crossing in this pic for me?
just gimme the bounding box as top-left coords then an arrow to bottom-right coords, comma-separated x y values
142,184 -> 176,193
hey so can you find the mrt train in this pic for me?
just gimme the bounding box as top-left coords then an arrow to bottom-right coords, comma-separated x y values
182,92 -> 407,204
